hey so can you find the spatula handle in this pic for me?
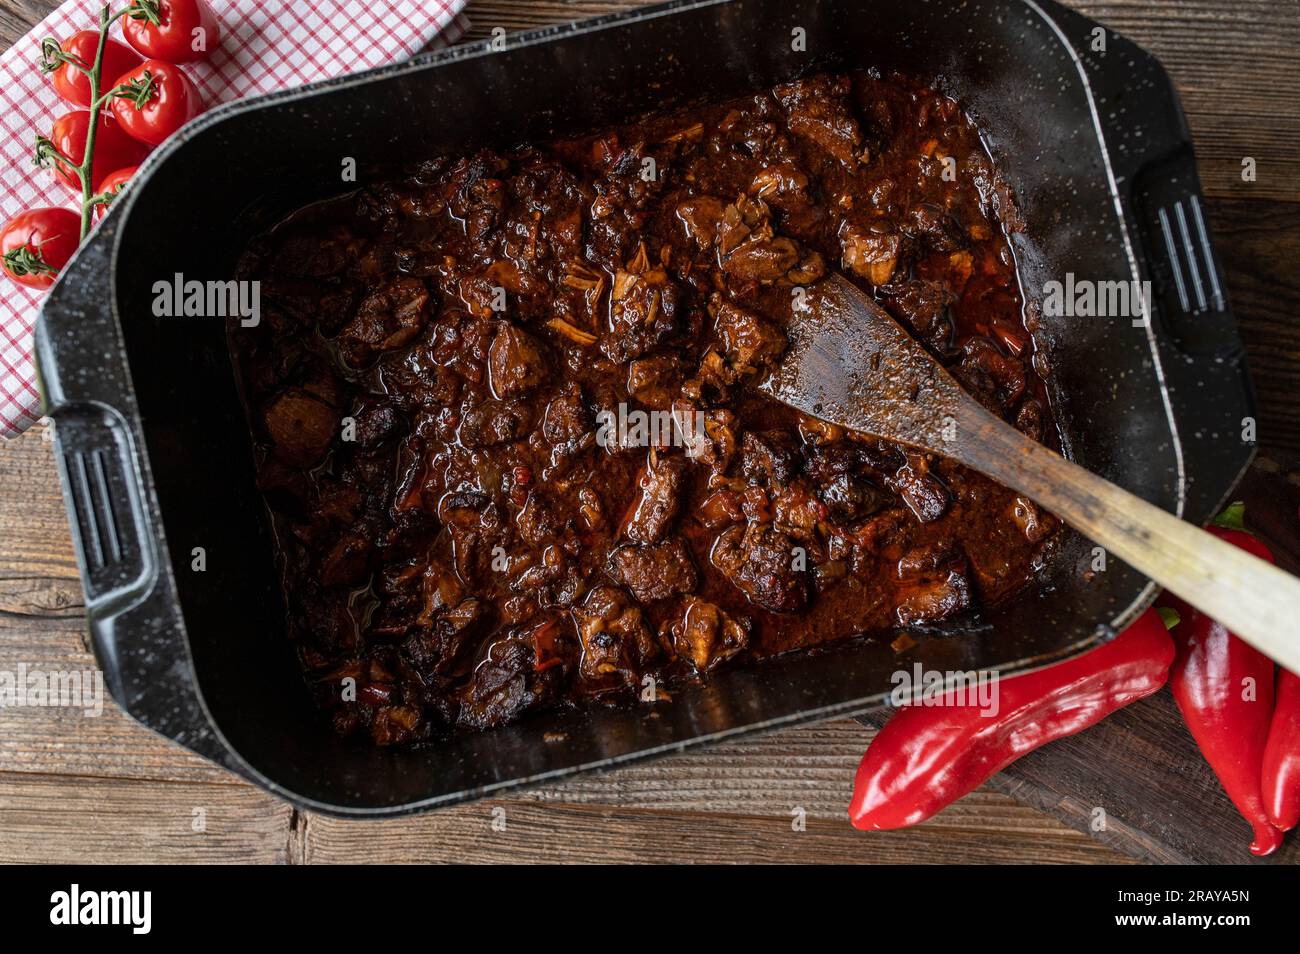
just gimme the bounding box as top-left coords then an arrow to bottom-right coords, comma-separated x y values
955,403 -> 1300,672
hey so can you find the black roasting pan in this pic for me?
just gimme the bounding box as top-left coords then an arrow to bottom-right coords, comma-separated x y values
33,0 -> 1253,815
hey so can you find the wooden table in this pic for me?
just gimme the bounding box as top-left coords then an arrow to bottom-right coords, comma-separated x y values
1,0 -> 1295,864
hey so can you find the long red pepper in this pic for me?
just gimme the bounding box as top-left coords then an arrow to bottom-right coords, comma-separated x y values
1166,506 -> 1283,856
1263,667 -> 1300,831
850,608 -> 1174,830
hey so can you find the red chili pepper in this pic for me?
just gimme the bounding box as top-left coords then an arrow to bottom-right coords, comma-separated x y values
1262,667 -> 1300,831
1165,503 -> 1283,857
850,607 -> 1175,830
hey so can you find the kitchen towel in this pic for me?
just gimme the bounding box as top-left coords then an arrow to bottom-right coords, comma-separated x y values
0,0 -> 469,438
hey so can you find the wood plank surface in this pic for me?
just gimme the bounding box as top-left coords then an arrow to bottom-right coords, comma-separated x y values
0,0 -> 1296,865
0,774 -> 295,864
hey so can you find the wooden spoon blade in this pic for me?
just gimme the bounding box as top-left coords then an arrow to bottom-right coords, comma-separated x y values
758,276 -> 1300,673
758,273 -> 968,452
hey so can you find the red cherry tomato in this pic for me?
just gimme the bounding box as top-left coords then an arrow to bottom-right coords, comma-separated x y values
109,60 -> 204,147
121,0 -> 220,64
1,207 -> 81,289
47,31 -> 142,107
93,166 -> 139,221
45,110 -> 148,193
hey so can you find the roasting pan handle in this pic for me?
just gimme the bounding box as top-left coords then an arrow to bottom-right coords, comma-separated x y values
34,218 -> 157,618
1060,14 -> 1241,360
33,217 -> 235,767
1041,0 -> 1256,525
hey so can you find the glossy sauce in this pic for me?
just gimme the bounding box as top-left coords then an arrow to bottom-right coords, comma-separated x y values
231,70 -> 1057,743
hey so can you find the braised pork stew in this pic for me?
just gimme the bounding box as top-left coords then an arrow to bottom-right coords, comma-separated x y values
231,71 -> 1057,744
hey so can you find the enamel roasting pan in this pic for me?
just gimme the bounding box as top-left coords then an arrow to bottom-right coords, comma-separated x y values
34,0 -> 1253,815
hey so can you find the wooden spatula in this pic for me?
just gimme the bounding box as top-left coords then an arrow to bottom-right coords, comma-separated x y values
759,273 -> 1300,672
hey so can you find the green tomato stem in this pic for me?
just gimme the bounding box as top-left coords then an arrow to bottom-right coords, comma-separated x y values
77,4 -> 133,240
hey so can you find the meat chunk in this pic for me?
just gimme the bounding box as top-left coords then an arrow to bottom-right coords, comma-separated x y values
623,455 -> 687,545
338,277 -> 430,367
906,202 -> 966,253
880,279 -> 954,350
542,382 -> 589,444
953,337 -> 1027,412
839,219 -> 901,285
458,400 -> 531,448
741,430 -> 801,486
627,355 -> 685,408
892,545 -> 973,625
750,162 -> 811,207
515,491 -> 560,548
773,75 -> 863,167
508,157 -> 588,258
772,483 -> 822,543
601,244 -> 679,363
401,596 -> 486,676
458,625 -> 562,729
488,322 -> 549,398
696,488 -> 743,530
716,193 -> 769,256
675,195 -> 725,248
368,704 -> 424,746
350,399 -> 402,449
572,585 -> 659,685
1015,397 -> 1045,442
264,388 -> 337,466
711,523 -> 808,613
608,537 -> 698,603
714,302 -> 786,375
722,233 -> 801,283
882,453 -> 951,524
668,596 -> 750,672
894,552 -> 973,626
445,530 -> 492,588
444,152 -> 507,242
818,472 -> 885,524
679,407 -> 737,473
368,560 -> 434,638
715,194 -> 822,285
319,531 -> 372,587
1009,495 -> 1053,544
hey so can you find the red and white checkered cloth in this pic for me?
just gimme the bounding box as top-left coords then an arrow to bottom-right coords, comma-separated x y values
0,0 -> 468,438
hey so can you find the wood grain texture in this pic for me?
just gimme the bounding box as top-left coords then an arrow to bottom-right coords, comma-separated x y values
0,774 -> 295,864
1209,200 -> 1300,454
0,0 -> 1295,865
302,795 -> 1126,864
1071,1 -> 1300,202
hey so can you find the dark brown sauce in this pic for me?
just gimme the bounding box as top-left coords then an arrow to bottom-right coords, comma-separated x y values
230,70 -> 1058,743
